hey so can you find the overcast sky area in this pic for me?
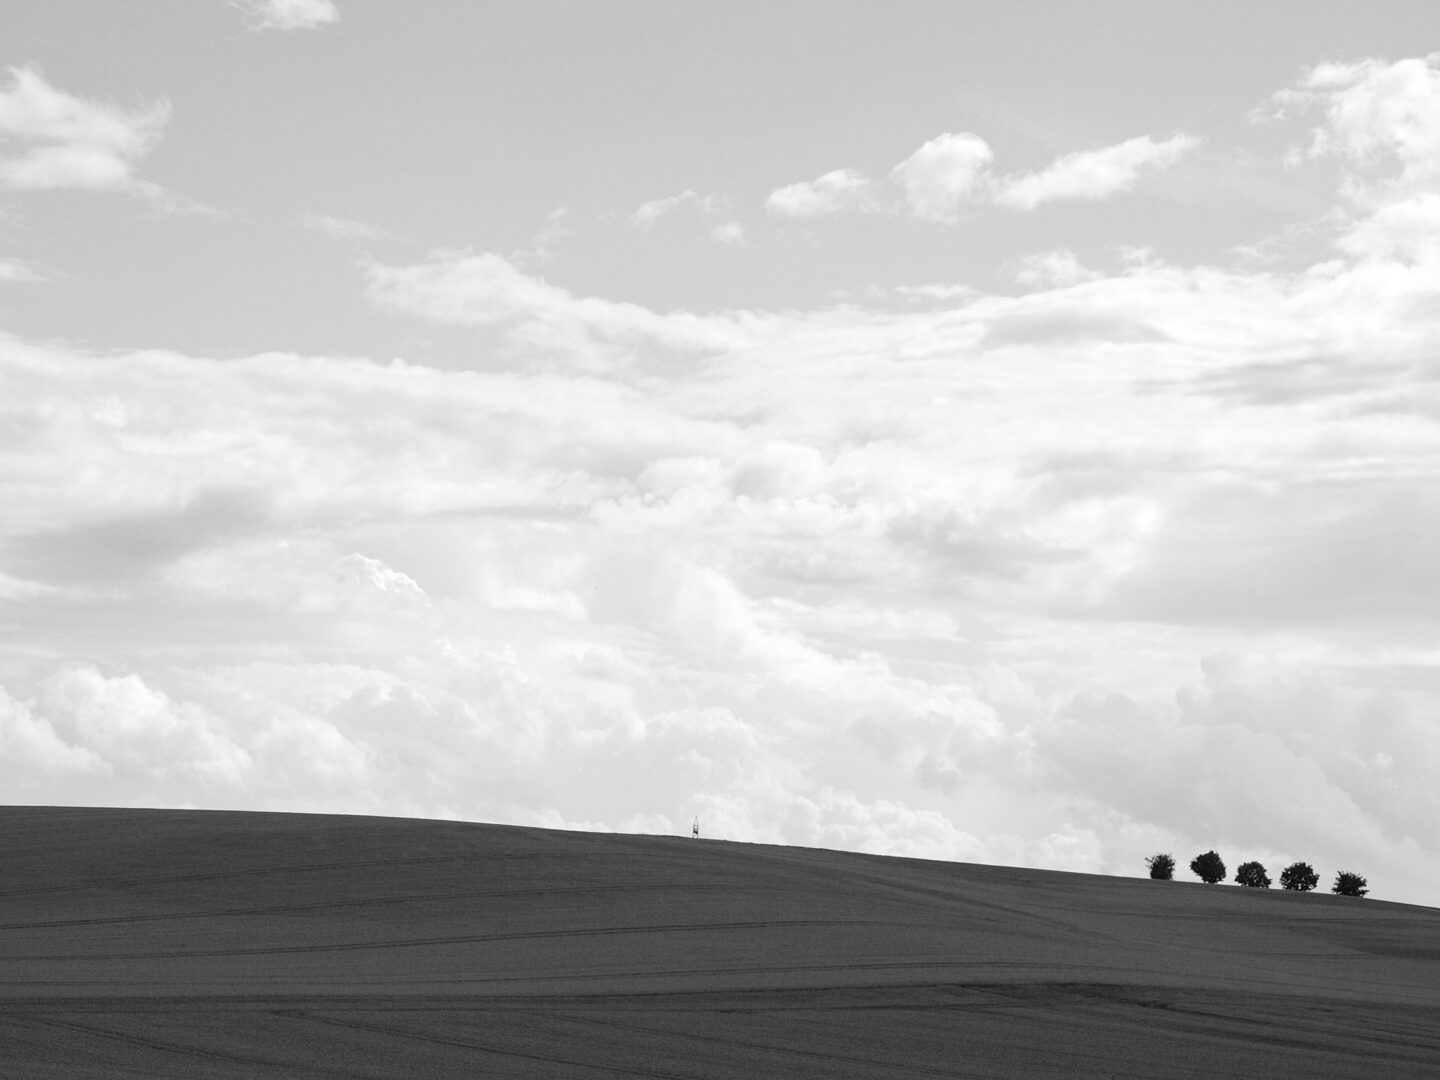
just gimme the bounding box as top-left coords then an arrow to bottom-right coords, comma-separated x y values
3,2 -> 1440,904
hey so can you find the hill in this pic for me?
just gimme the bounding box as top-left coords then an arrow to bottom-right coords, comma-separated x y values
0,806 -> 1437,1078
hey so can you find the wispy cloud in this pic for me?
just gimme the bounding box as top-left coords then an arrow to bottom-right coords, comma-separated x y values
0,67 -> 170,193
629,189 -> 732,228
888,282 -> 977,304
235,0 -> 340,32
765,168 -> 879,217
301,213 -> 394,244
767,131 -> 1198,222
363,250 -> 757,366
991,134 -> 1201,210
710,221 -> 745,246
0,257 -> 46,283
1010,249 -> 1100,288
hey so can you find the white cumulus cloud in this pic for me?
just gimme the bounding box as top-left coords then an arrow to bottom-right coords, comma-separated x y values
889,131 -> 995,223
1277,53 -> 1440,203
0,67 -> 170,192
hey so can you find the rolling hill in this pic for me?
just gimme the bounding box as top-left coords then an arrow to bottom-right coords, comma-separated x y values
0,806 -> 1437,1078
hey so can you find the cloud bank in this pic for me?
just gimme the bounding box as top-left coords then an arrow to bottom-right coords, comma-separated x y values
3,50 -> 1440,904
6,88 -> 1440,893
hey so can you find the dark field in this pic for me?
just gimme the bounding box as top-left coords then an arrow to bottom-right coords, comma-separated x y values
1,807 -> 1437,1077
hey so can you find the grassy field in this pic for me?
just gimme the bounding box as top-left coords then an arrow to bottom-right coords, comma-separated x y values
0,806 -> 1437,1078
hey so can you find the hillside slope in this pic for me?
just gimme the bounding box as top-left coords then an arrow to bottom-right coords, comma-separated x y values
0,806 -> 1437,1078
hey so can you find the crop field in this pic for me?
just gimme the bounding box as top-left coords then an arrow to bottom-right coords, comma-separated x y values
0,807 -> 1437,1078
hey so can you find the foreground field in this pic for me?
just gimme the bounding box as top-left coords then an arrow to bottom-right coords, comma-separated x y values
0,807 -> 1437,1078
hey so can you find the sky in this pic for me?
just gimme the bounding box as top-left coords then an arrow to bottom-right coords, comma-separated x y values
2,2 -> 1439,905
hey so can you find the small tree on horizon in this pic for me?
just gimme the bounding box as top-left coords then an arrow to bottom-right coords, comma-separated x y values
1234,860 -> 1271,888
1280,861 -> 1320,892
1190,850 -> 1226,884
1146,853 -> 1176,880
1332,871 -> 1369,898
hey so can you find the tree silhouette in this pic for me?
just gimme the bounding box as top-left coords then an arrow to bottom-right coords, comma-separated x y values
1145,853 -> 1175,880
1234,860 -> 1271,888
1190,850 -> 1226,884
1279,862 -> 1319,892
1332,871 -> 1369,898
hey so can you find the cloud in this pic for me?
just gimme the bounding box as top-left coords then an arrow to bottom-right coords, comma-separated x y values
332,553 -> 427,601
889,131 -> 995,223
8,63 -> 1440,903
365,250 -> 608,326
37,666 -> 252,788
0,67 -> 170,192
0,683 -> 107,782
887,282 -> 977,304
991,134 -> 1201,210
301,213 -> 394,244
511,206 -> 570,267
767,131 -> 1197,223
1274,53 -> 1440,207
161,537 -> 434,617
626,192 -> 742,246
0,257 -> 46,283
363,250 -> 758,365
765,168 -> 879,217
1024,652 -> 1440,887
710,221 -> 745,246
236,0 -> 340,31
1011,249 -> 1100,288
1335,191 -> 1440,263
8,487 -> 273,587
780,786 -> 991,861
629,189 -> 732,228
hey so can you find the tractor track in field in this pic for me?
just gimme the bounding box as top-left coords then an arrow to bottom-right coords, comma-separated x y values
0,916 -> 898,961
4,1011 -> 375,1080
300,1009 -> 706,1080
0,879 -> 746,932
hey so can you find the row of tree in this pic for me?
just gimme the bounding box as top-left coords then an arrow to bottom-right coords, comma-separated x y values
1145,852 -> 1368,897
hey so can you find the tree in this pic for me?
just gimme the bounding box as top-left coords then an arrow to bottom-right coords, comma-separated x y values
1190,850 -> 1226,884
1279,862 -> 1319,892
1332,871 -> 1369,898
1145,853 -> 1175,880
1234,860 -> 1271,888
